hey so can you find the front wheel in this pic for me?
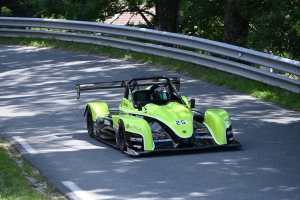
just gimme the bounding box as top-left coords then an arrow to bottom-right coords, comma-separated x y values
86,107 -> 94,138
117,120 -> 127,152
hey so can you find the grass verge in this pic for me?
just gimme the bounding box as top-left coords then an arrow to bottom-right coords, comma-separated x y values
0,136 -> 66,200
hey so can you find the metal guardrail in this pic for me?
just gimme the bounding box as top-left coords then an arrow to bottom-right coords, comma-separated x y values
0,17 -> 299,93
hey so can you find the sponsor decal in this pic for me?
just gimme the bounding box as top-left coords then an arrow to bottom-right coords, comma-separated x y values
152,133 -> 166,137
132,126 -> 141,130
126,124 -> 141,130
153,139 -> 172,143
152,132 -> 172,143
175,120 -> 187,125
133,145 -> 142,149
196,128 -> 209,134
130,137 -> 143,142
195,135 -> 213,139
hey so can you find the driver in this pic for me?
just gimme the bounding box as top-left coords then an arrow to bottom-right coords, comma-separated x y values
151,86 -> 171,105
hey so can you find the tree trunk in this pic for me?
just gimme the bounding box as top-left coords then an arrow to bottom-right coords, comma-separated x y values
224,0 -> 248,46
156,0 -> 181,33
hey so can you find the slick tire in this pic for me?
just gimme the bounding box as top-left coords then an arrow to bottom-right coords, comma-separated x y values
86,107 -> 94,138
117,120 -> 127,152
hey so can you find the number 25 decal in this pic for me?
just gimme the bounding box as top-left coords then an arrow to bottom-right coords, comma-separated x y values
175,120 -> 187,125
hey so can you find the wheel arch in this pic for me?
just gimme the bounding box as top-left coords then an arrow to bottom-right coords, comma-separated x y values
113,115 -> 154,151
204,108 -> 231,145
84,102 -> 109,120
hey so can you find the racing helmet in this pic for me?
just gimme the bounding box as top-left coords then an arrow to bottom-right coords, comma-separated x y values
153,86 -> 170,104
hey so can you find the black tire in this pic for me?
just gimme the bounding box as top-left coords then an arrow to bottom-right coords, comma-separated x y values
86,107 -> 94,138
117,120 -> 127,152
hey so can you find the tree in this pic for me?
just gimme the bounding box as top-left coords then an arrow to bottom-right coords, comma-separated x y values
155,0 -> 181,32
237,0 -> 300,59
29,0 -> 181,32
30,0 -> 118,20
112,0 -> 181,32
1,6 -> 12,16
179,0 -> 224,41
0,0 -> 35,17
224,0 -> 249,46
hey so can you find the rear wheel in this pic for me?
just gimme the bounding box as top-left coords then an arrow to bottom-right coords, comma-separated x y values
86,107 -> 94,138
117,120 -> 126,152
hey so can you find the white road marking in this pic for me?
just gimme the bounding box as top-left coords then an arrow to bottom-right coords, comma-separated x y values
62,181 -> 95,200
13,136 -> 38,154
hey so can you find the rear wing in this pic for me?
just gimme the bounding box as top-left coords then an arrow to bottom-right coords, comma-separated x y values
76,80 -> 126,100
76,76 -> 180,100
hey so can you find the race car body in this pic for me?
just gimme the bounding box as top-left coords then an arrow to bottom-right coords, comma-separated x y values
76,76 -> 241,156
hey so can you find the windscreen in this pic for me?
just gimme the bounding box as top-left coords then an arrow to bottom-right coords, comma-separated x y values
136,92 -> 147,101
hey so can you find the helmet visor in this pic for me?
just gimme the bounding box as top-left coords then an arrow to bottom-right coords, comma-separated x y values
160,93 -> 168,100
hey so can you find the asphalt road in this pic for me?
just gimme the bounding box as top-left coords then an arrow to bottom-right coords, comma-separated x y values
1,44 -> 300,200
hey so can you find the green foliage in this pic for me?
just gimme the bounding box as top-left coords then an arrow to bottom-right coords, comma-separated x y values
179,0 -> 225,41
29,0 -> 117,20
237,0 -> 300,60
0,6 -> 12,16
0,0 -> 36,17
178,0 -> 300,60
3,0 -> 300,60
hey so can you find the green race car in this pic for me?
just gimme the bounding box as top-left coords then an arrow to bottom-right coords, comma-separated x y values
76,76 -> 241,156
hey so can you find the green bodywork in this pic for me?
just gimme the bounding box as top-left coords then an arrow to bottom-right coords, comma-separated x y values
204,109 -> 231,145
85,102 -> 109,121
115,98 -> 194,151
86,96 -> 232,151
112,114 -> 154,150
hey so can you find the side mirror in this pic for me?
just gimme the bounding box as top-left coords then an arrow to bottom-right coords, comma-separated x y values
190,99 -> 195,108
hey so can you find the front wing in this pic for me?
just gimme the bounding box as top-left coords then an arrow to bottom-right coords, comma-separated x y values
125,140 -> 242,156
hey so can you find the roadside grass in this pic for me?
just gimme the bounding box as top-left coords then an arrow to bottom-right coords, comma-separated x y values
1,36 -> 298,111
0,136 -> 67,200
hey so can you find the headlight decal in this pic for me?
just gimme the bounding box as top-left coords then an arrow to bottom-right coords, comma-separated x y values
194,124 -> 218,146
150,122 -> 176,149
152,132 -> 173,143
